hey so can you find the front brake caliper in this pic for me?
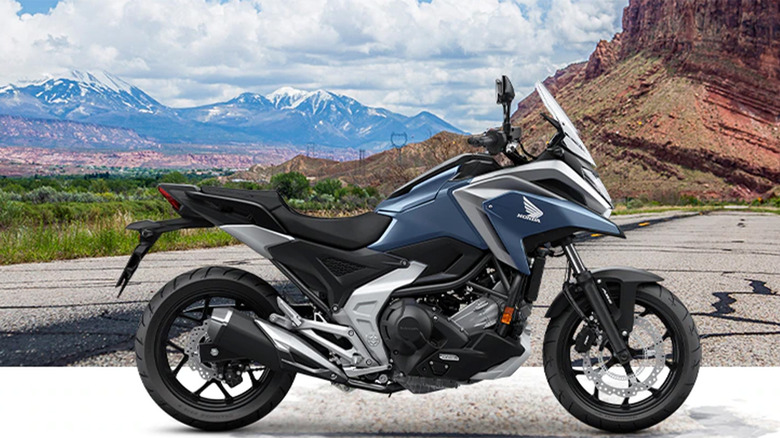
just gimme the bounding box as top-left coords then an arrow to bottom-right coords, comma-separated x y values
574,325 -> 598,353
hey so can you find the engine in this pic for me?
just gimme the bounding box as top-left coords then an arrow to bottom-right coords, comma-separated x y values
379,292 -> 524,390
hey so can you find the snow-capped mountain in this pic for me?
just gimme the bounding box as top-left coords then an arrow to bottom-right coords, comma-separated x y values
0,71 -> 167,120
182,86 -> 463,148
0,72 -> 464,151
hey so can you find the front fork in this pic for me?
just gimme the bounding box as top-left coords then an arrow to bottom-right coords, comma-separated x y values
563,242 -> 632,364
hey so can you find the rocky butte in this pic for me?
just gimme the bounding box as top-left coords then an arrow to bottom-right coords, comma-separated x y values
512,0 -> 780,200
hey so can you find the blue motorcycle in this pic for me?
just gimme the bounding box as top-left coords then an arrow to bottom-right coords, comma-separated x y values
118,76 -> 700,432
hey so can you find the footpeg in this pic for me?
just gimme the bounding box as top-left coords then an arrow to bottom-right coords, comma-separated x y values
269,313 -> 295,330
276,297 -> 302,327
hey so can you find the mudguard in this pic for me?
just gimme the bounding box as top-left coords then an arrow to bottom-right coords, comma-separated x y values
544,267 -> 663,333
115,217 -> 212,296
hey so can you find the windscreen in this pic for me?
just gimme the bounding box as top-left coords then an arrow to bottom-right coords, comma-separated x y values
535,83 -> 596,167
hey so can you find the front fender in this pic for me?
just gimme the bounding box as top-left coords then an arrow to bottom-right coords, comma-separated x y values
544,267 -> 663,333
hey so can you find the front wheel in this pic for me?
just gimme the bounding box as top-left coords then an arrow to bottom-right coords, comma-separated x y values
135,266 -> 295,431
543,283 -> 700,433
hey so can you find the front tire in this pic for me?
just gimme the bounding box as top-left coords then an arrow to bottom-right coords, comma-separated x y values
135,266 -> 295,431
543,283 -> 700,432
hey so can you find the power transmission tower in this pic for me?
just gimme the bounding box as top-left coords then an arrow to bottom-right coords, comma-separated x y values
391,132 -> 407,166
358,149 -> 366,176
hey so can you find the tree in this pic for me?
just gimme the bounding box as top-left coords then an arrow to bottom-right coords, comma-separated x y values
314,178 -> 343,197
161,171 -> 187,184
88,179 -> 110,194
271,172 -> 310,199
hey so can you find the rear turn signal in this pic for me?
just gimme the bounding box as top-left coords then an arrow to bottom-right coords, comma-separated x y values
158,187 -> 181,211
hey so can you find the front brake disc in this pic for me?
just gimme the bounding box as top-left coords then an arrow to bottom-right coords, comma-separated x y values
578,316 -> 665,398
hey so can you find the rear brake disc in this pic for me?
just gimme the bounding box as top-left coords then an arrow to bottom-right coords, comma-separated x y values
184,324 -> 217,381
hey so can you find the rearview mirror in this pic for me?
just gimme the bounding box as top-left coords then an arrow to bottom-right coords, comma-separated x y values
495,75 -> 515,105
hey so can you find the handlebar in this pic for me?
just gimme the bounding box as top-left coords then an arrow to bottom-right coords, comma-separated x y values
467,130 -> 507,155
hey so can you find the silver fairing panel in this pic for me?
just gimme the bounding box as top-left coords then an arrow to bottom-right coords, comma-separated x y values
220,224 -> 293,259
453,160 -> 612,270
499,161 -> 612,217
332,261 -> 427,366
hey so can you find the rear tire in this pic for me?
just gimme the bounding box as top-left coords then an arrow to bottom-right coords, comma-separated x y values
543,283 -> 700,432
135,266 -> 295,431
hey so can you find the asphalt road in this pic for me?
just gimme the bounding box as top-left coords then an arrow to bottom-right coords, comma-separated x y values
0,211 -> 778,367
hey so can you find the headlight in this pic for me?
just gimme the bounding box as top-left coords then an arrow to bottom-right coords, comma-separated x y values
582,167 -> 613,208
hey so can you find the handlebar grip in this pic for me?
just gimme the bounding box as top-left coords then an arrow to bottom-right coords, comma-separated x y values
468,134 -> 496,148
468,131 -> 507,155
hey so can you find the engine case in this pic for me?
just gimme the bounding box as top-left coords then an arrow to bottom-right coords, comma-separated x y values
379,298 -> 524,381
380,298 -> 468,375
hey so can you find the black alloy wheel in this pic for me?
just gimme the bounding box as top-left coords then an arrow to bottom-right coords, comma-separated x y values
135,266 -> 295,431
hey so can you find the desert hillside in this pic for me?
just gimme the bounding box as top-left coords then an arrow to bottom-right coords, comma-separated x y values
228,132 -> 472,195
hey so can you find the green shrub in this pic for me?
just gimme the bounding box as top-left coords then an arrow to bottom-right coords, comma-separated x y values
314,179 -> 343,197
88,179 -> 110,193
626,198 -> 644,210
223,180 -> 266,190
1,183 -> 25,193
271,172 -> 310,199
199,178 -> 221,187
286,198 -> 307,209
679,195 -> 701,206
161,171 -> 188,184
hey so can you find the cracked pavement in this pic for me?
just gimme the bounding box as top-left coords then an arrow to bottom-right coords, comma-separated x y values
0,210 -> 778,367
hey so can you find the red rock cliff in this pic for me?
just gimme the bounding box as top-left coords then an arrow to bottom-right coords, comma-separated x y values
512,0 -> 780,200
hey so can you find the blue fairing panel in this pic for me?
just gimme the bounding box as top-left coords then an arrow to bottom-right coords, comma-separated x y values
483,191 -> 622,274
370,169 -> 487,251
375,168 -> 458,213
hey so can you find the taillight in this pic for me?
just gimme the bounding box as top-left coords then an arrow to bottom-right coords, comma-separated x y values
158,187 -> 181,211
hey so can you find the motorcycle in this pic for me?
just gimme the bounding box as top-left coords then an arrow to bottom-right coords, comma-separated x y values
117,76 -> 700,432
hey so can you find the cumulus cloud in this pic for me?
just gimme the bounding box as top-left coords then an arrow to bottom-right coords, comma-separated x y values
0,0 -> 627,133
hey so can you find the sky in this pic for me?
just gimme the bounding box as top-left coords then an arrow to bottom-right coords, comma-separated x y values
2,0 -> 629,133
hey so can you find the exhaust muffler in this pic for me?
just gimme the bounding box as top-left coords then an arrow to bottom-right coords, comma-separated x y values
205,308 -> 347,382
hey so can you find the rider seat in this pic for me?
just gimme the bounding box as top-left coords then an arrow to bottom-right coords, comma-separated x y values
196,186 -> 391,250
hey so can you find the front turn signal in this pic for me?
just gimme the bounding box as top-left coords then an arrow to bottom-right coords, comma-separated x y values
501,306 -> 515,324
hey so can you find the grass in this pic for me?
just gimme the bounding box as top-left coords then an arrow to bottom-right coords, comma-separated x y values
612,204 -> 780,216
0,198 -> 372,265
611,205 -> 718,215
0,210 -> 237,265
0,171 -> 384,265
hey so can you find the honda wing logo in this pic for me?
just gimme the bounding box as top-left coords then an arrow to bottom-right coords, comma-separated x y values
517,197 -> 543,223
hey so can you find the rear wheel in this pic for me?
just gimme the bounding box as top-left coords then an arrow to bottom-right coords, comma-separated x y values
135,266 -> 295,431
543,283 -> 700,432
